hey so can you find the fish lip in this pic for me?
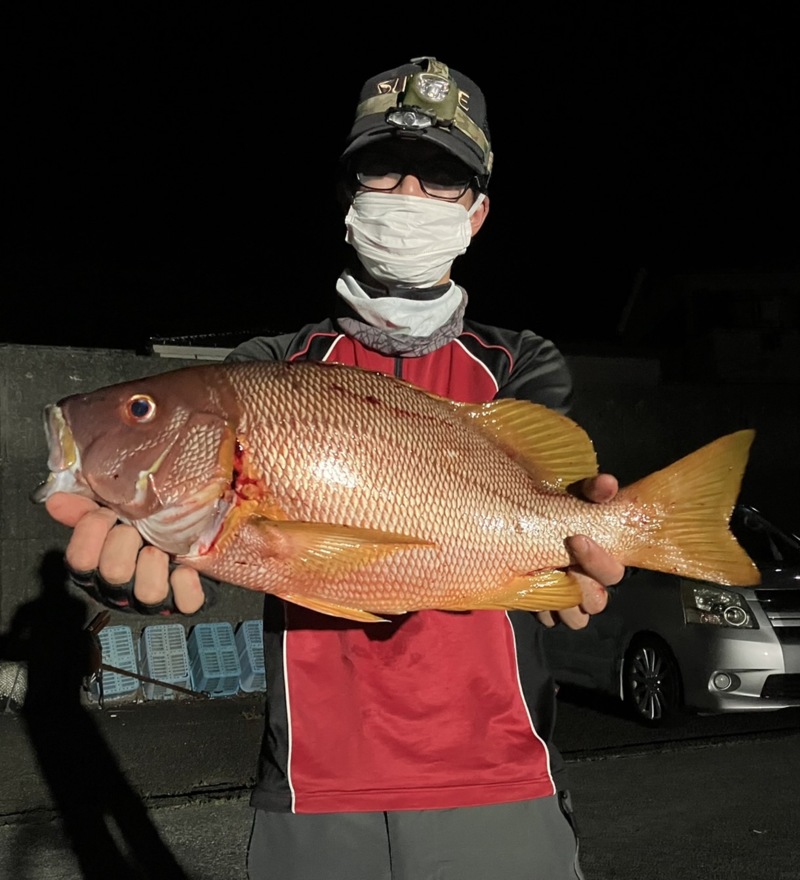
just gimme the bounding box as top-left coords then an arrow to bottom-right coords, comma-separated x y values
43,404 -> 73,473
30,473 -> 59,504
33,404 -> 90,503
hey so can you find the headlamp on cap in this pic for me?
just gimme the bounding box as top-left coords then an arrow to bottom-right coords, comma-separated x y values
385,58 -> 459,133
340,56 -> 494,196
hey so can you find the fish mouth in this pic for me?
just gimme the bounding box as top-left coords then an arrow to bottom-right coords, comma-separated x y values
31,405 -> 96,504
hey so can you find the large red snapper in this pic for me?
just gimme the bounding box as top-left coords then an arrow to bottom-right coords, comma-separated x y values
34,360 -> 759,621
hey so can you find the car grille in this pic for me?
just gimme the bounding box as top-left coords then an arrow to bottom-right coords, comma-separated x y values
755,588 -> 800,644
761,674 -> 800,700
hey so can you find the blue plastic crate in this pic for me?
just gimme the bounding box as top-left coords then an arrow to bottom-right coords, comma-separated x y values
89,625 -> 139,702
235,619 -> 266,693
187,622 -> 241,698
138,624 -> 192,701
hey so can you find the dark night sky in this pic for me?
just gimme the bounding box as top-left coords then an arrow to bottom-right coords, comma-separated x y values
7,7 -> 799,352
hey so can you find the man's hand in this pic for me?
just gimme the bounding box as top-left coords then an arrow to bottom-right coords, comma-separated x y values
45,493 -> 209,615
536,473 -> 625,630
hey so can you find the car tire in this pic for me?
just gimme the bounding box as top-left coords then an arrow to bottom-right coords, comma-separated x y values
622,634 -> 684,727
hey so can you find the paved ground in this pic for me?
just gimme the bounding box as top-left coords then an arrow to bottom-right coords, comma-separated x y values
1,693 -> 798,879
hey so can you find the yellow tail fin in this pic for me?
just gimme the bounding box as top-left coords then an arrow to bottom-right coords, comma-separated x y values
618,429 -> 760,586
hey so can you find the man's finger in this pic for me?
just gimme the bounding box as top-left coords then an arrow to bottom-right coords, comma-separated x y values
170,566 -> 209,615
565,535 -> 625,589
66,507 -> 119,573
133,546 -> 172,607
97,524 -> 144,585
45,493 -> 101,528
572,569 -> 610,616
554,605 -> 591,630
577,473 -> 619,504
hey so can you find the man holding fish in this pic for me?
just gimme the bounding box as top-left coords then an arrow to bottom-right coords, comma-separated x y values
45,57 -> 627,879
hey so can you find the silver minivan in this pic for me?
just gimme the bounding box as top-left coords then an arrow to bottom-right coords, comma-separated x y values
542,505 -> 800,726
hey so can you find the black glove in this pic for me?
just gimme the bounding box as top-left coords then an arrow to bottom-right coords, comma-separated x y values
68,563 -> 218,616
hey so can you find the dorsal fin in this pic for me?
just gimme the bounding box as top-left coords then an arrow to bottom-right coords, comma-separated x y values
446,398 -> 599,489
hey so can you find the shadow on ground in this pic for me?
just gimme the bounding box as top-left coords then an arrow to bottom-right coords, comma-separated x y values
0,551 -> 190,880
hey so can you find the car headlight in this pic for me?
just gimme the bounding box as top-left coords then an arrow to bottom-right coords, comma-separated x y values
680,581 -> 758,628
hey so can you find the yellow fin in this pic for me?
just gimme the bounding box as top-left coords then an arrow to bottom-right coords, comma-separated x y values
444,570 -> 583,612
245,516 -> 435,579
618,429 -> 760,586
449,399 -> 599,489
281,593 -> 390,623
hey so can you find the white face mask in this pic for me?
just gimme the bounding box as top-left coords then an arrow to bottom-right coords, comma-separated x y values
344,192 -> 485,288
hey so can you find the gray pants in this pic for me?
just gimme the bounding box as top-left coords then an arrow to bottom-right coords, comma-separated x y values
247,792 -> 585,880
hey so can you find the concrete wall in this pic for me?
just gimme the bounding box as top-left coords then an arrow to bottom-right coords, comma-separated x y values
0,345 -> 264,636
1,344 -> 798,636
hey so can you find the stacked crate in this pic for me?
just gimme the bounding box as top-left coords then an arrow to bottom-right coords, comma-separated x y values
187,622 -> 241,698
88,625 -> 140,703
138,624 -> 192,701
235,619 -> 266,693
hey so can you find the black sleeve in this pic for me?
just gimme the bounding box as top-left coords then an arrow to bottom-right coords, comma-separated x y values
224,333 -> 298,363
494,328 -> 574,414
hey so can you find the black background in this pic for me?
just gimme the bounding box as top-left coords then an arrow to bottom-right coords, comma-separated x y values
8,6 -> 799,351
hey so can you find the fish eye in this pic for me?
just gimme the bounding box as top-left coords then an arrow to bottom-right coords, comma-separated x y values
126,394 -> 157,423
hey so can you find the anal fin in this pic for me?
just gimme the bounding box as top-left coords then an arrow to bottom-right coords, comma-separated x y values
281,593 -> 391,623
445,570 -> 582,612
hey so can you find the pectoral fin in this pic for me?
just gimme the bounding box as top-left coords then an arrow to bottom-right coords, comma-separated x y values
245,516 -> 435,579
444,570 -> 583,612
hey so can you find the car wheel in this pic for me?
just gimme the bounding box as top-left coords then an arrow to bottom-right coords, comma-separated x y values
622,634 -> 684,726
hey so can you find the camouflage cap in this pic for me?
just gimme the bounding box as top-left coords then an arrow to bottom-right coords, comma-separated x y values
340,56 -> 494,190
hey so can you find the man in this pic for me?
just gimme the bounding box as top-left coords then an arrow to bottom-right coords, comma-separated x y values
45,57 -> 624,879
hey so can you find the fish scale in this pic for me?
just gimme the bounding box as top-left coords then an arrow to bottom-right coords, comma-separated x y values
248,385 -> 548,593
35,359 -> 761,621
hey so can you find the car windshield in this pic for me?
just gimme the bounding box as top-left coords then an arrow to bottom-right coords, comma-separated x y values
731,507 -> 800,567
